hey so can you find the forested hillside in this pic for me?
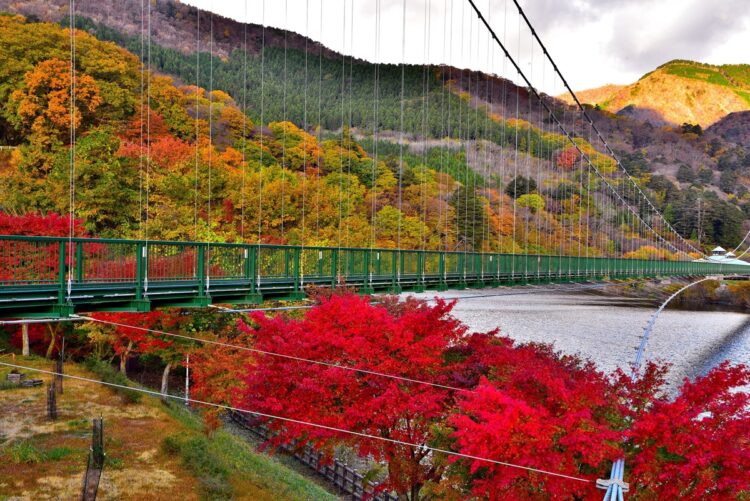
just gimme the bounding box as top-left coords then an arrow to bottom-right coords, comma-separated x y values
0,13 -> 646,257
1,0 -> 749,251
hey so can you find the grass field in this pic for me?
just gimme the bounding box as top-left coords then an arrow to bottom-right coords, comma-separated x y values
0,356 -> 335,501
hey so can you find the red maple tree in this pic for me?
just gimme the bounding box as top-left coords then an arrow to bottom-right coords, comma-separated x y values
625,361 -> 750,498
238,293 -> 467,499
89,311 -> 169,376
187,293 -> 750,499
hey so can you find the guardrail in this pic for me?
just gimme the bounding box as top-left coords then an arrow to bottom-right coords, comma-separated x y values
230,411 -> 398,501
1,235 -> 745,318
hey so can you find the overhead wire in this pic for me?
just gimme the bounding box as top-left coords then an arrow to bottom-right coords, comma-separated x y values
76,314 -> 474,394
0,361 -> 593,485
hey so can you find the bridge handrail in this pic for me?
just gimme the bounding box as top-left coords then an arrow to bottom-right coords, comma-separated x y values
0,234 -> 710,263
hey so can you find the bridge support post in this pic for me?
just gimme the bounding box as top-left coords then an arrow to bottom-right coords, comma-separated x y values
131,243 -> 150,312
489,255 -> 500,287
388,252 -> 401,294
331,249 -> 339,289
287,247 -> 306,300
194,245 -> 212,307
243,246 -> 262,304
360,251 -> 374,295
412,252 -> 426,293
437,253 -> 448,291
470,254 -> 485,288
456,254 -> 468,289
53,241 -> 74,317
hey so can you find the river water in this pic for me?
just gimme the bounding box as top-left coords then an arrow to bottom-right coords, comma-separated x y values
407,286 -> 750,390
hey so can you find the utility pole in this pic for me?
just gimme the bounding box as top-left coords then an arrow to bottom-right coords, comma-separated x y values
184,354 -> 190,407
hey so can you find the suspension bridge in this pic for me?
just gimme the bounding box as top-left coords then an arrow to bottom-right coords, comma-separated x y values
0,235 -> 747,318
1,0 -> 747,319
1,0 -> 749,498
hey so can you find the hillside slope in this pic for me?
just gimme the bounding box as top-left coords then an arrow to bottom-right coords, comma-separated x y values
564,61 -> 750,127
0,357 -> 336,500
0,3 -> 749,251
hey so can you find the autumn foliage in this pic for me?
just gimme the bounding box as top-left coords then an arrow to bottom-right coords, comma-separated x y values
554,146 -> 581,170
194,293 -> 750,500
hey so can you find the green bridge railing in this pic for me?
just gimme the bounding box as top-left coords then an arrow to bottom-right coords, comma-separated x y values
0,235 -> 745,318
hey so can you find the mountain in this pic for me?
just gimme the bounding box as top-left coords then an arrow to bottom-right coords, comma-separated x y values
563,60 -> 750,128
1,1 -> 749,253
707,111 -> 750,146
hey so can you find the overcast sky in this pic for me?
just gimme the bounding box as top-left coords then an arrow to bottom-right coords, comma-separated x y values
181,0 -> 750,94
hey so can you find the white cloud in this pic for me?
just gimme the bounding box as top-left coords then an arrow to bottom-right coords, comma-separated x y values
181,0 -> 750,92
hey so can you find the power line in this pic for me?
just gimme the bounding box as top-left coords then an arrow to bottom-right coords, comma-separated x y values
0,361 -> 594,485
78,315 -> 475,394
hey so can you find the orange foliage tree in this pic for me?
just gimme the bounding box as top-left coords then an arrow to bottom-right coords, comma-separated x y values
11,58 -> 102,142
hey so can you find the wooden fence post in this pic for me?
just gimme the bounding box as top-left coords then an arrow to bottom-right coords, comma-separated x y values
80,418 -> 105,501
47,381 -> 57,420
21,323 -> 29,356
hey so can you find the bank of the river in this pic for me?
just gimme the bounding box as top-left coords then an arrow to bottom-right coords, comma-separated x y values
408,284 -> 750,391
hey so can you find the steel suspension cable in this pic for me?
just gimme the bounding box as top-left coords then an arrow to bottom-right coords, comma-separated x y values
144,0 -> 154,291
438,0 -> 447,256
257,0 -> 266,244
369,0 -> 381,253
140,0 -> 146,241
396,0 -> 407,254
0,361 -> 593,485
194,5 -> 200,242
508,0 -> 700,258
315,0 -> 322,243
241,0 -> 248,241
497,0 -> 509,257
466,0 -> 686,262
337,0 -> 346,249
66,0 -> 76,302
206,3 -> 214,290
524,24 -> 533,275
300,0 -> 309,279
281,0 -> 289,242
346,0 -> 354,247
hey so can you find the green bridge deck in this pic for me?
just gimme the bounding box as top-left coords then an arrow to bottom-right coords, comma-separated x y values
0,235 -> 745,318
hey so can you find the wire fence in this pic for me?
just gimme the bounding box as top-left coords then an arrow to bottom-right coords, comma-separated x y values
229,411 -> 398,501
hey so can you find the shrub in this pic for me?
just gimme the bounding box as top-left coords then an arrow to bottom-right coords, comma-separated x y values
161,434 -> 232,500
676,164 -> 696,183
47,446 -> 75,461
83,358 -> 142,404
5,442 -> 46,464
504,175 -> 537,198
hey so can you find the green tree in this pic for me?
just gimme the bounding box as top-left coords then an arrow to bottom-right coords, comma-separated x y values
505,175 -> 537,199
450,188 -> 488,251
676,164 -> 696,184
50,127 -> 138,236
517,193 -> 545,212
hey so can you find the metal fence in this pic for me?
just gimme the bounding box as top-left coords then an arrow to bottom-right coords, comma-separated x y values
1,234 -> 746,318
229,411 -> 398,501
